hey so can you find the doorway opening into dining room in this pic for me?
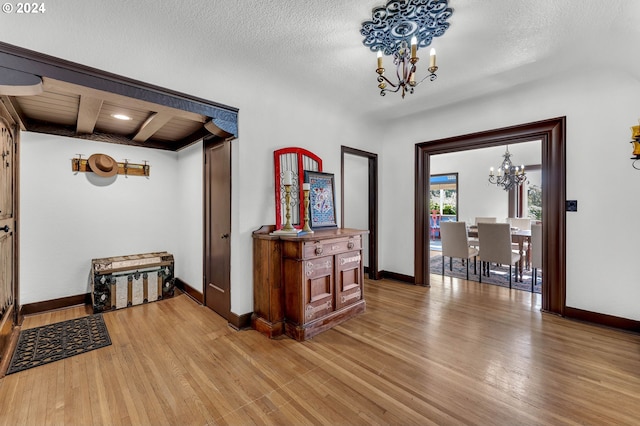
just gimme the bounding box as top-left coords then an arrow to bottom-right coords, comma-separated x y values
428,142 -> 541,292
414,117 -> 566,316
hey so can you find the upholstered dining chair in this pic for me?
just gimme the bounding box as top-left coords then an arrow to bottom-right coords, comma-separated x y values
469,217 -> 496,248
440,221 -> 478,280
477,222 -> 521,288
507,217 -> 532,267
507,217 -> 532,231
530,223 -> 542,292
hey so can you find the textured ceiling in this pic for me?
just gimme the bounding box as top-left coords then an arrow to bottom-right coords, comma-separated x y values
2,0 -> 639,123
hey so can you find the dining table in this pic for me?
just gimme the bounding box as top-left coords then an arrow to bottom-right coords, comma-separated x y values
467,226 -> 531,282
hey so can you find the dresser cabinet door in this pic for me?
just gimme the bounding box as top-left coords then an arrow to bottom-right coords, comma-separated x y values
303,256 -> 334,323
335,251 -> 363,310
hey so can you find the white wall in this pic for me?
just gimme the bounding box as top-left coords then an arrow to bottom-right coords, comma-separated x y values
4,18 -> 382,316
228,88 -> 380,315
380,69 -> 640,321
20,133 -> 179,304
9,4 -> 638,323
431,141 -> 541,223
176,141 -> 203,291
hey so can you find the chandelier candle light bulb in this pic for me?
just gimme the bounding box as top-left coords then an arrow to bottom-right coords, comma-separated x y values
411,36 -> 417,59
430,48 -> 436,68
377,50 -> 383,69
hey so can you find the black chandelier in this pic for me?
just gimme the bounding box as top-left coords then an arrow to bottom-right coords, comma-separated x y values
360,0 -> 453,98
488,147 -> 527,191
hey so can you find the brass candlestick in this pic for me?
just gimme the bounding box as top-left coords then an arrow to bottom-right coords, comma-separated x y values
281,184 -> 295,231
302,187 -> 313,233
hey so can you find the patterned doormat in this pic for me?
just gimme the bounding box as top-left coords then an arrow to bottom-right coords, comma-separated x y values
6,314 -> 111,375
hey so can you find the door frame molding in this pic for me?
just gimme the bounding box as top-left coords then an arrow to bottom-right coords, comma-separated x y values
415,117 -> 566,315
340,146 -> 379,280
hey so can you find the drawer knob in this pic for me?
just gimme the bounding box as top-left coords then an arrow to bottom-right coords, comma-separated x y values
347,241 -> 354,249
315,246 -> 323,255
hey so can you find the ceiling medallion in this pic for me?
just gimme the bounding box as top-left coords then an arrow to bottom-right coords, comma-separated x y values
361,0 -> 453,98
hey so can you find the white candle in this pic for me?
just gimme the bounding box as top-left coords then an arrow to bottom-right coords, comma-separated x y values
283,170 -> 292,186
410,36 -> 417,59
303,183 -> 310,191
489,167 -> 494,176
430,48 -> 436,68
377,50 -> 383,69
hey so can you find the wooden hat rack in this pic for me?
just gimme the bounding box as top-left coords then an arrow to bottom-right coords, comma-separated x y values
72,154 -> 150,177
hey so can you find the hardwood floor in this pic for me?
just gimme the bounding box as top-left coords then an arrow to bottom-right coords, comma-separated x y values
1,277 -> 639,425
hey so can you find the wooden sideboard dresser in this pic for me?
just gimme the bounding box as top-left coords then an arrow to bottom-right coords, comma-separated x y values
252,226 -> 367,341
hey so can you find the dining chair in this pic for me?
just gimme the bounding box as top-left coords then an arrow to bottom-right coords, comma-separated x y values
507,217 -> 532,230
440,221 -> 478,280
469,217 -> 495,248
477,222 -> 521,288
507,217 -> 532,267
530,223 -> 542,292
475,217 -> 497,224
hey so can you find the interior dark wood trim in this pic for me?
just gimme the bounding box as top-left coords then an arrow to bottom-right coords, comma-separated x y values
228,312 -> 252,330
202,136 -> 232,320
19,293 -> 91,318
174,277 -> 204,305
415,117 -> 566,316
0,42 -> 238,118
341,146 -> 380,280
564,307 -> 640,334
379,270 -> 415,284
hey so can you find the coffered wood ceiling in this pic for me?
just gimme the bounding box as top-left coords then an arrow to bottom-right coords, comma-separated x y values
2,77 -> 210,150
0,43 -> 238,151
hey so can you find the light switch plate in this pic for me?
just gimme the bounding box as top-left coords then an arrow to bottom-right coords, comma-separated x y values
565,200 -> 578,212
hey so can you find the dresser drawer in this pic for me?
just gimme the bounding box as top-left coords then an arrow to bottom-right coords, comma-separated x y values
303,236 -> 361,259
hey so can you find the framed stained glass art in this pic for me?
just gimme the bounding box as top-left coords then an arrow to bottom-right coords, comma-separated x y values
304,171 -> 338,229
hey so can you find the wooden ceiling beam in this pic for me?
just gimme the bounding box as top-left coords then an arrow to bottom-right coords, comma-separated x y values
76,95 -> 103,134
26,120 -> 173,151
43,77 -> 207,124
132,111 -> 173,142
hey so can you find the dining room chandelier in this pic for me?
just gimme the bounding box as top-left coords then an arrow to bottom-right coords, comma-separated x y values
488,146 -> 527,191
360,0 -> 453,98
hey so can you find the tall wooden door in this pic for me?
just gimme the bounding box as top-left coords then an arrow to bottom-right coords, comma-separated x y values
0,115 -> 17,358
204,138 -> 231,320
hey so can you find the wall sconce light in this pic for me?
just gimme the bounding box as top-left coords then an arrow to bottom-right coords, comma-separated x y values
631,121 -> 640,169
